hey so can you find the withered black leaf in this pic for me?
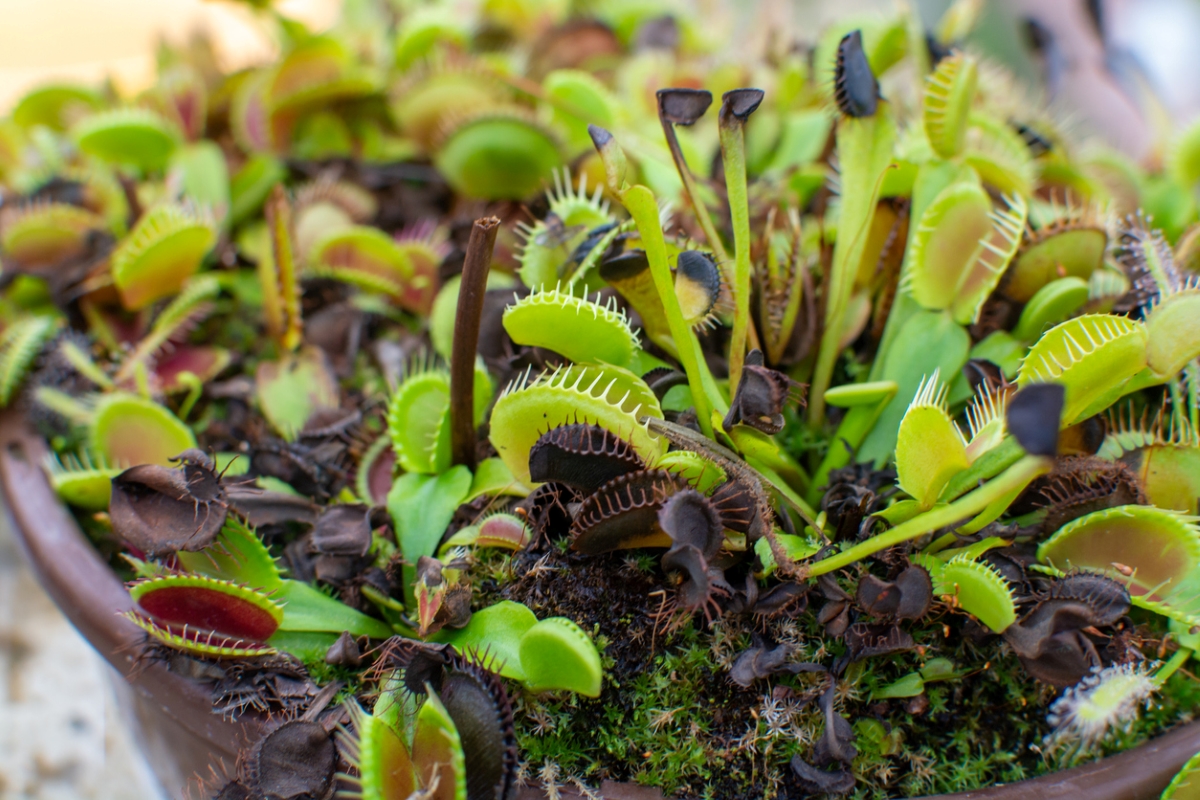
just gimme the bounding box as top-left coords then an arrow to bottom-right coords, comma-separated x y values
814,681 -> 858,765
709,478 -> 758,534
311,503 -> 373,557
844,622 -> 914,661
1046,572 -> 1130,626
1002,574 -> 1129,685
1035,456 -> 1145,534
211,654 -> 317,720
226,484 -> 321,527
212,782 -> 252,800
1007,383 -> 1065,457
720,88 -> 765,121
791,756 -> 857,795
245,719 -> 335,800
753,581 -> 809,619
723,350 -> 802,435
834,30 -> 879,118
729,641 -> 825,687
817,579 -> 853,636
109,450 -> 228,557
642,367 -> 689,399
661,543 -> 731,618
658,489 -> 723,558
656,88 -> 713,125
373,638 -> 455,695
528,423 -> 644,494
324,631 -> 363,667
515,481 -> 576,545
856,564 -> 932,621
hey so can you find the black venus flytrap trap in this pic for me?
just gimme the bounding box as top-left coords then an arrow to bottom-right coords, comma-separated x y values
2,0 -> 1200,797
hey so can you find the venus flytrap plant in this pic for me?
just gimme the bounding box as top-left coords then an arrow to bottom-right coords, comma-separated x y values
1047,649 -> 1193,750
110,202 -> 216,311
1037,506 -> 1200,628
8,4 -> 1200,797
655,89 -> 730,268
0,315 -> 58,406
806,380 -> 898,506
809,31 -> 897,428
1099,407 -> 1200,514
808,384 -> 1063,577
588,124 -> 725,437
894,371 -> 968,511
718,88 -> 764,392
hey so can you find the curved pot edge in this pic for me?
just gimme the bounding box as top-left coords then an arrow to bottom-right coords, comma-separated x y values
2,408 -> 1197,800
0,410 -> 264,781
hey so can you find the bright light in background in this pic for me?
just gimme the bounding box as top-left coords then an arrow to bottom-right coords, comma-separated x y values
1109,0 -> 1200,121
0,0 -> 341,110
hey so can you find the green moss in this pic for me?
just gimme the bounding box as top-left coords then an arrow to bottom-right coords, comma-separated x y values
480,547 -> 1198,798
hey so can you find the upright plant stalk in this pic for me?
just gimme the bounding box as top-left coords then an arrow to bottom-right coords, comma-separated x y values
449,216 -> 500,470
589,124 -> 727,437
805,454 -> 1051,577
718,89 -> 763,393
1153,647 -> 1194,688
264,183 -> 301,352
621,184 -> 726,437
655,90 -> 731,268
808,108 -> 896,427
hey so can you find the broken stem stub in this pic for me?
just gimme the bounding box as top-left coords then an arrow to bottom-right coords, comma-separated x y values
449,216 -> 500,470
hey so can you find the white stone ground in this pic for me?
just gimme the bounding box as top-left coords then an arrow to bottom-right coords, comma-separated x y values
0,512 -> 166,800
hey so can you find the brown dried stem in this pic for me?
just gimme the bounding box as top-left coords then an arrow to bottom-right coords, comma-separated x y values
449,216 -> 500,470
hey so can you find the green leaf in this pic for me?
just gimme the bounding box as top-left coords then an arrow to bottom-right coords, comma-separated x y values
1146,288 -> 1200,378
502,285 -> 638,368
464,457 -> 530,503
389,467 -> 472,604
895,372 -> 968,508
922,554 -> 1017,633
73,108 -> 180,171
90,394 -> 196,467
810,102 -> 897,425
254,345 -> 340,441
1018,314 -> 1149,426
169,142 -> 230,226
1160,747 -> 1200,800
229,153 -> 286,226
437,600 -> 537,680
873,671 -> 924,699
274,579 -> 393,639
1039,505 -> 1200,603
906,182 -> 1025,324
411,691 -> 467,800
858,309 -> 971,465
176,518 -> 282,590
518,617 -> 603,697
923,52 -> 977,159
755,534 -> 821,578
1013,277 -> 1090,342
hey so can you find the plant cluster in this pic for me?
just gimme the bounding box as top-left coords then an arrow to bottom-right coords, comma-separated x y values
2,0 -> 1200,797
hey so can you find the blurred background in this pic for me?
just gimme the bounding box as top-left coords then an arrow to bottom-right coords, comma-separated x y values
0,0 -> 1197,797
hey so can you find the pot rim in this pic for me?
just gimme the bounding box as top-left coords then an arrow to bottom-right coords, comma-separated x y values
0,408 -> 263,764
2,407 -> 1197,800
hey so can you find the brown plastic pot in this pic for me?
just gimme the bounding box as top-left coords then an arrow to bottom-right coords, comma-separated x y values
3,407 -> 1199,799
